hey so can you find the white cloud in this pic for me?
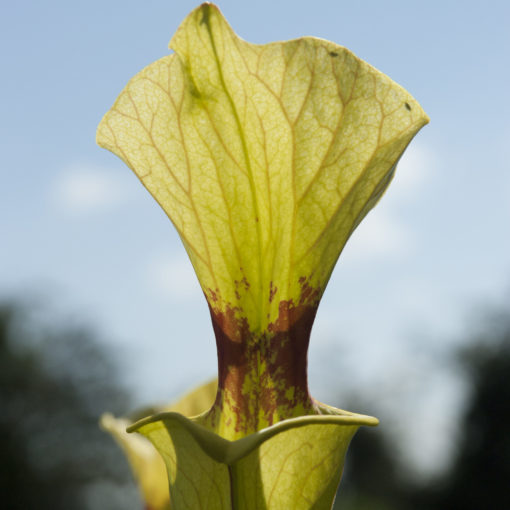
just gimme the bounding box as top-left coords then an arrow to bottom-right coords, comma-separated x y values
342,207 -> 412,262
341,142 -> 433,264
146,254 -> 202,301
385,142 -> 434,206
51,164 -> 135,214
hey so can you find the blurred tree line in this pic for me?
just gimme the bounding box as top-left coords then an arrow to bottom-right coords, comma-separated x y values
1,298 -> 509,509
335,306 -> 510,510
0,302 -> 139,509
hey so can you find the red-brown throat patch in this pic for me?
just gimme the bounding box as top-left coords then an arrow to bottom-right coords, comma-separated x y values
202,289 -> 321,438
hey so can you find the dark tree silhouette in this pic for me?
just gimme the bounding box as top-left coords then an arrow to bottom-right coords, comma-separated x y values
425,311 -> 510,510
334,306 -> 510,510
334,425 -> 411,510
0,302 -> 136,509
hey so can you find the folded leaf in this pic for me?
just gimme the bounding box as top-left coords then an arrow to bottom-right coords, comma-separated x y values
101,413 -> 170,510
100,379 -> 217,510
130,407 -> 378,510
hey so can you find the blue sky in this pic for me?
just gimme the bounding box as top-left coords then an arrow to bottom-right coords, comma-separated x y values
2,0 -> 509,475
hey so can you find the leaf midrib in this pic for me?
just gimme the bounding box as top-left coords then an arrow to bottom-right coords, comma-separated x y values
202,12 -> 265,329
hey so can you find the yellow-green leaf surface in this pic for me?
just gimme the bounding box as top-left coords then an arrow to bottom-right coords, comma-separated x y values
130,408 -> 378,510
97,3 -> 429,335
100,380 -> 217,510
96,3 -> 425,507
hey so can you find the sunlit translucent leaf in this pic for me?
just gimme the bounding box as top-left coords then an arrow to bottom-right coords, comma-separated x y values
97,2 -> 428,437
130,407 -> 377,510
98,3 -> 427,505
100,380 -> 217,509
97,3 -> 429,333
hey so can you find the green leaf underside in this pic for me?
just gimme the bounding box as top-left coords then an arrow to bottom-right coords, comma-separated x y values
130,409 -> 378,510
96,3 -> 429,335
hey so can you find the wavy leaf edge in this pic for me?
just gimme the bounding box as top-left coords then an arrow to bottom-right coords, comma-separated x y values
128,407 -> 379,465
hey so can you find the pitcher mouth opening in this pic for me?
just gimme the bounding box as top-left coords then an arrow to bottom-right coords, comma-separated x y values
128,408 -> 379,466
